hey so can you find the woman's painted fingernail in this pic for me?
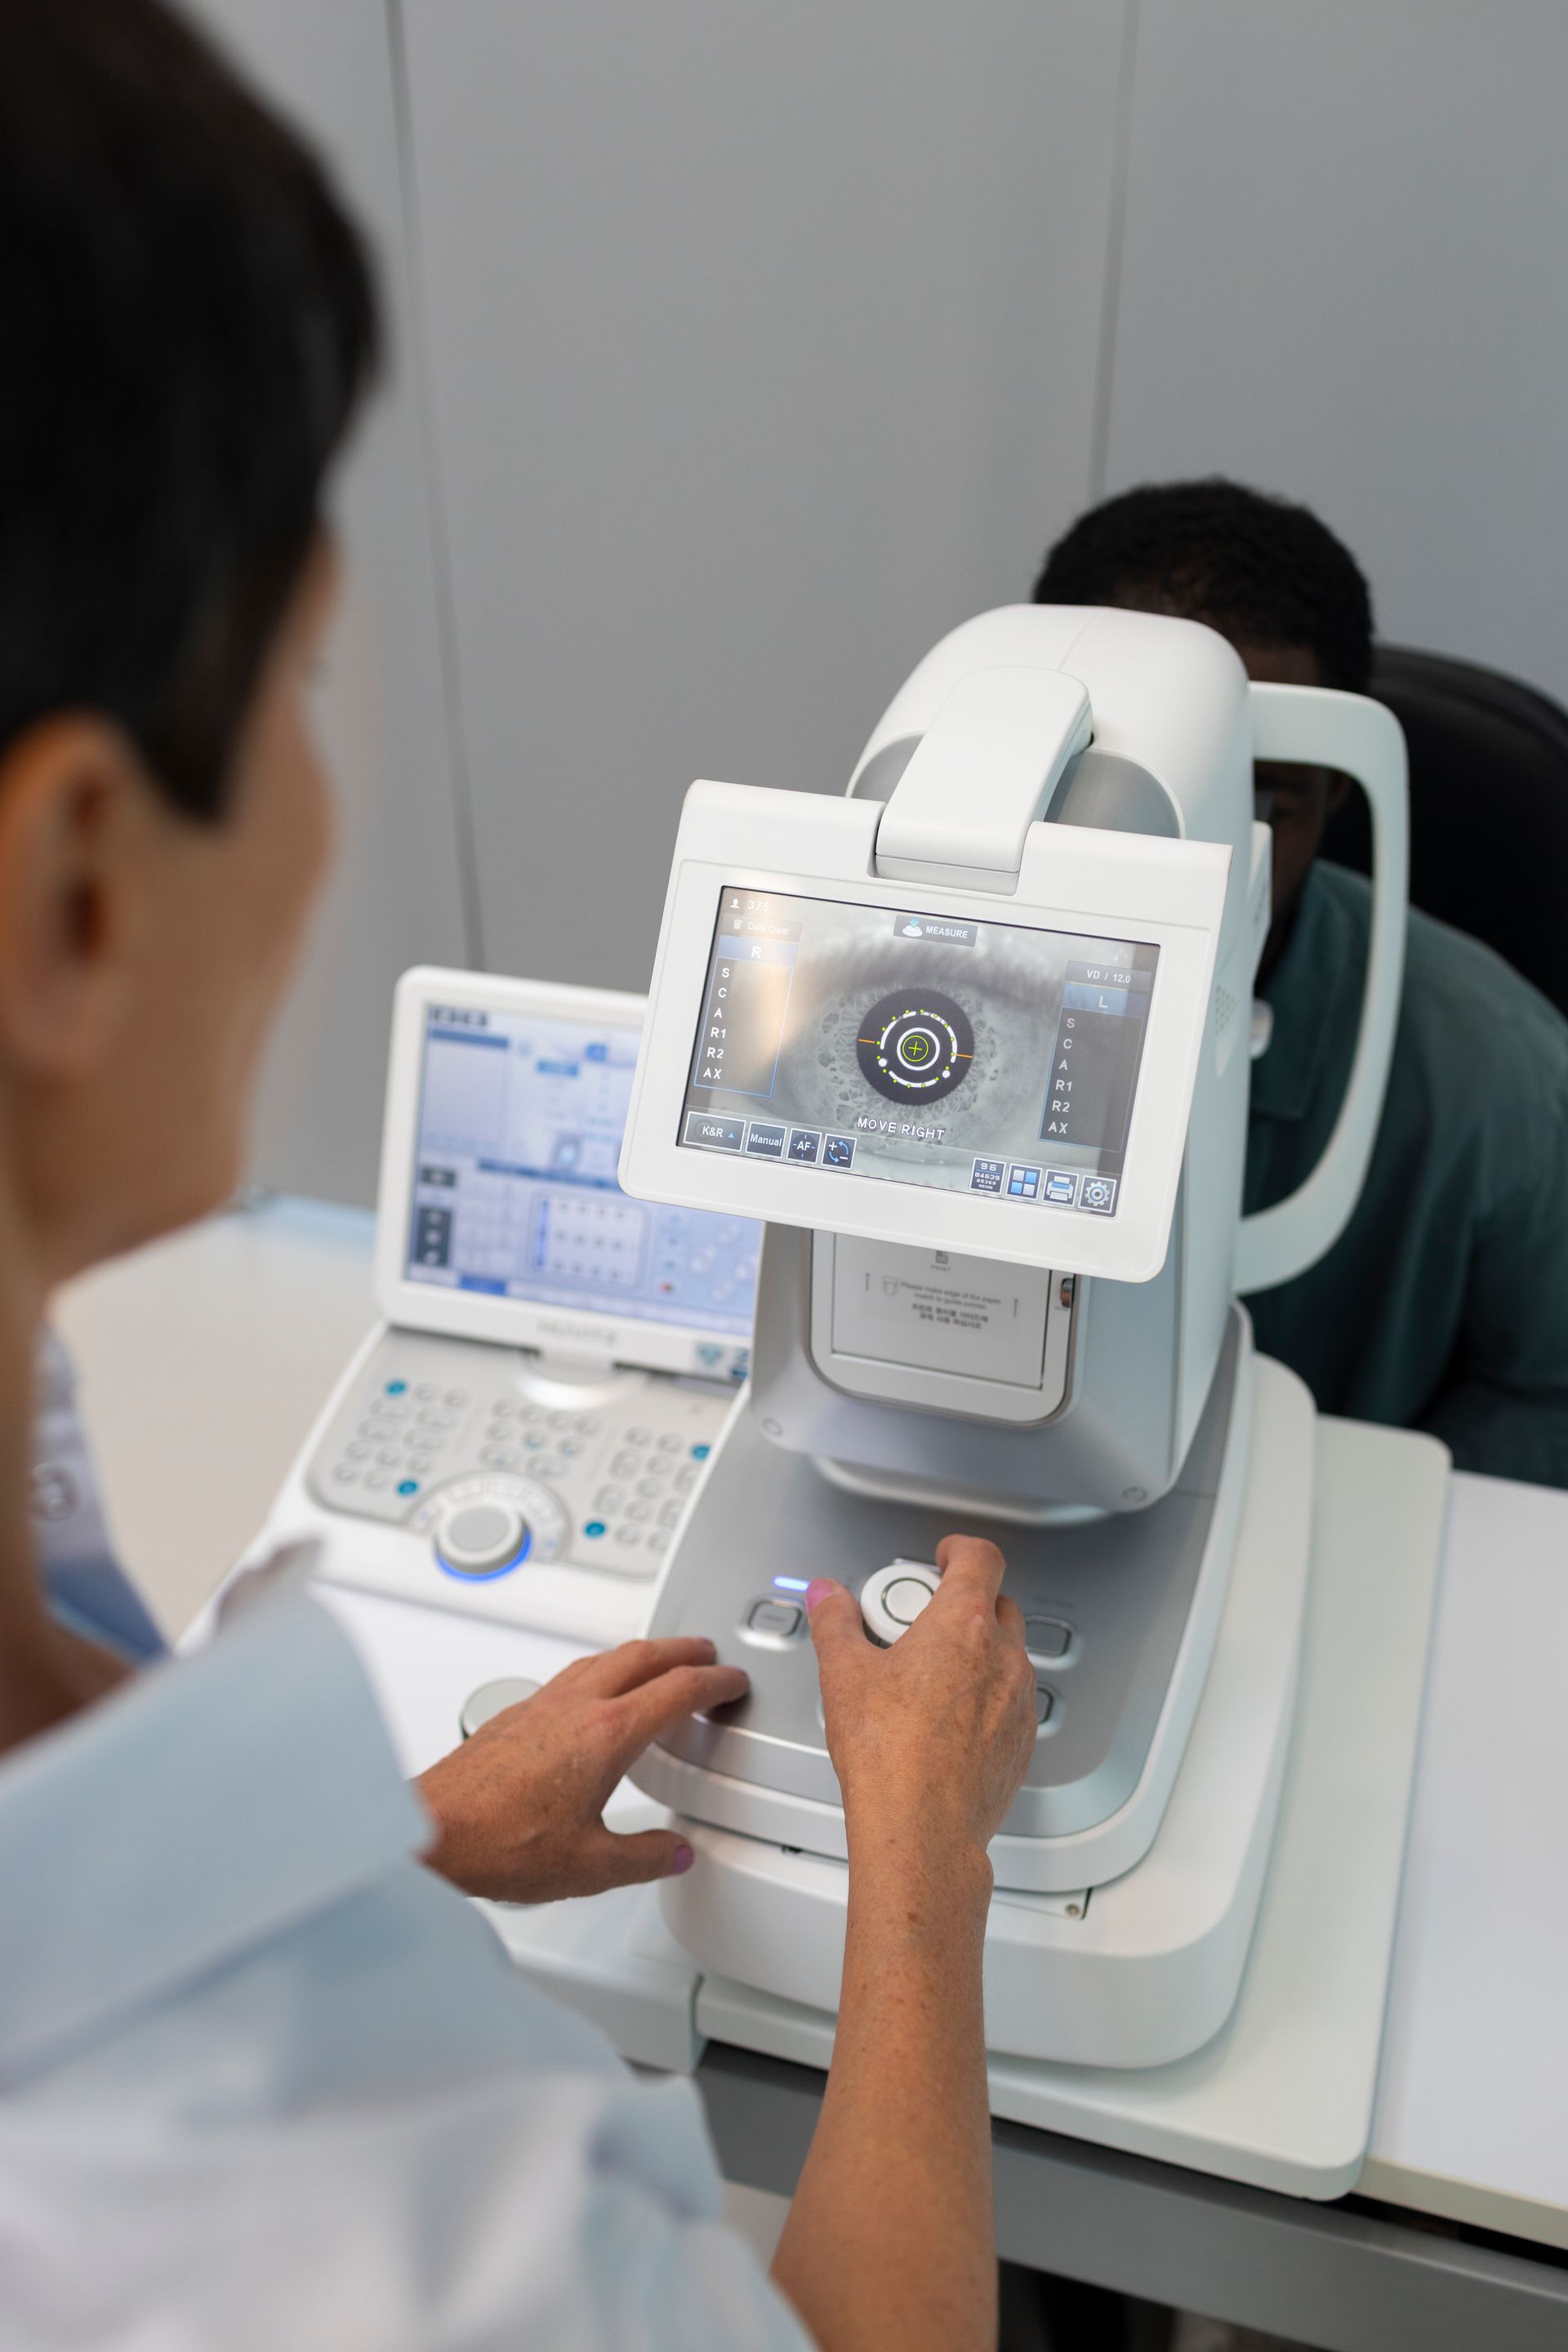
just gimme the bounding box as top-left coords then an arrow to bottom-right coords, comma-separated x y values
672,1841 -> 695,1875
805,1579 -> 837,1610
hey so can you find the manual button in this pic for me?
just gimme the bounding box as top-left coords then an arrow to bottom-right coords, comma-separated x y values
744,1597 -> 804,1638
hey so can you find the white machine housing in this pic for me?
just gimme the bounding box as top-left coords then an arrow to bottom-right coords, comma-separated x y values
620,606 -> 1410,2067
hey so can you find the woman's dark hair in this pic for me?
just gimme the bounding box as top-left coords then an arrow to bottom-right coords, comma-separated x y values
1033,478 -> 1374,695
0,0 -> 379,817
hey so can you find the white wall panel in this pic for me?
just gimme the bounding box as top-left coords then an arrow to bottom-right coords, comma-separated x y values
403,0 -> 1131,992
1103,1 -> 1568,704
187,0 -> 474,1204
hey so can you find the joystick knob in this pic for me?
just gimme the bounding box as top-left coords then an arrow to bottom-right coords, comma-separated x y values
434,1499 -> 531,1580
859,1558 -> 941,1645
460,1676 -> 541,1737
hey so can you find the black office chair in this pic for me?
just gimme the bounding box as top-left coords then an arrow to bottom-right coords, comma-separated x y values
1319,644 -> 1568,1019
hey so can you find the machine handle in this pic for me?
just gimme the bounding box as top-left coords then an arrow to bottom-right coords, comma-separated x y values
1234,684 -> 1409,1296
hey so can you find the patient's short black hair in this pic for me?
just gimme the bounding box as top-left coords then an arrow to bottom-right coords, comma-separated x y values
0,0 -> 379,818
1032,479 -> 1374,694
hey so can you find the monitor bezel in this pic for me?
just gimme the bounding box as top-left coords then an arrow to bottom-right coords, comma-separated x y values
374,967 -> 754,1379
618,785 -> 1231,1284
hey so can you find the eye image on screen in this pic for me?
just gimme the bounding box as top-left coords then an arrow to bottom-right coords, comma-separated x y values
677,889 -> 1158,1217
857,988 -> 974,1102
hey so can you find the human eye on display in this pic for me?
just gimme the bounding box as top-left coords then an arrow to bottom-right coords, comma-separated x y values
782,928 -> 1058,1143
680,888 -> 1155,1204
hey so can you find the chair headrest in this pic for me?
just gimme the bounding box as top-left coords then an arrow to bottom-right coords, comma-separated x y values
1320,644 -> 1568,1018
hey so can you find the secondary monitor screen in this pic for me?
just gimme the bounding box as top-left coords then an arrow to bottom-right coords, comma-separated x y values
677,888 -> 1160,1218
408,1005 -> 758,1337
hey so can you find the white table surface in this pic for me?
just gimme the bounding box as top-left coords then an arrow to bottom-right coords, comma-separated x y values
1364,1471 -> 1568,2247
54,1195 -> 1568,2248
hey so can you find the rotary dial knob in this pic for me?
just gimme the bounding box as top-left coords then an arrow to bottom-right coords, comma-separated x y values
412,1472 -> 568,1582
436,1499 -> 530,1579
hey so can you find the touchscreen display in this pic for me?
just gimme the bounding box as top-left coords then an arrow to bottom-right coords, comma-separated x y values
408,1006 -> 757,1339
677,889 -> 1159,1216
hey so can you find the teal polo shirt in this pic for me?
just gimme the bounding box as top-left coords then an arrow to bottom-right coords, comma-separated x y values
1245,862 -> 1568,1489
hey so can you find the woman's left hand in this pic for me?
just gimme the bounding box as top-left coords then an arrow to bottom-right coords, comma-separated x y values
414,1637 -> 747,1903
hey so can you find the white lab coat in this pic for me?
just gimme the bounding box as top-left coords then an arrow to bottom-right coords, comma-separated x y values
0,1583 -> 812,2350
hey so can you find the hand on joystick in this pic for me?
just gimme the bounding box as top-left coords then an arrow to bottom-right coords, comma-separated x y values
807,1533 -> 1036,1871
772,1537 -> 1039,2350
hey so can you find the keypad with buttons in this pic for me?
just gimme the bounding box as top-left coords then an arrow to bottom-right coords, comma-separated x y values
307,1330 -> 732,1592
589,1436 -> 691,1555
323,1377 -> 474,1502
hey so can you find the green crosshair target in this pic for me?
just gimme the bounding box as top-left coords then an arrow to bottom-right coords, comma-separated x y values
856,988 -> 976,1105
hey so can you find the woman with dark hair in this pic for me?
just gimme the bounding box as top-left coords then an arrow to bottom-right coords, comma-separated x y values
0,7 -> 1037,2347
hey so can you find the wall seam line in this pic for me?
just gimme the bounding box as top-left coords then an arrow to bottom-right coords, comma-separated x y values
1088,0 -> 1143,505
384,0 -> 488,971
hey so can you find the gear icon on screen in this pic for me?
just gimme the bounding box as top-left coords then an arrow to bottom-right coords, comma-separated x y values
857,988 -> 976,1105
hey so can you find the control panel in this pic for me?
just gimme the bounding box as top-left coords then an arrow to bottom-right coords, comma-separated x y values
853,1560 -> 1062,1730
306,1327 -> 731,1597
731,1557 -> 1071,1742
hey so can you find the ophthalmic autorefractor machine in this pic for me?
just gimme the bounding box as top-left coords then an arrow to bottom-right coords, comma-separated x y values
617,605 -> 1410,2069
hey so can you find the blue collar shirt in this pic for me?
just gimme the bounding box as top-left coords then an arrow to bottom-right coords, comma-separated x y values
0,1584 -> 808,2350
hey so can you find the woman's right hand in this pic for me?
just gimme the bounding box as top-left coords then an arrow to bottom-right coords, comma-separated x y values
774,1539 -> 1039,2350
806,1535 -> 1037,1873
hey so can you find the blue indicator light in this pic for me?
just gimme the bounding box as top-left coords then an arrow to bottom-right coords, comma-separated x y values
385,1379 -> 407,1395
583,1520 -> 607,1539
691,1442 -> 710,1461
397,1478 -> 419,1496
773,1575 -> 810,1592
435,1530 -> 531,1583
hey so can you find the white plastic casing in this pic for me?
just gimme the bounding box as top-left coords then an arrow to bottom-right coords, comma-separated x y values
1235,684 -> 1410,1294
655,1349 -> 1316,2065
618,788 -> 1229,1285
873,668 -> 1093,889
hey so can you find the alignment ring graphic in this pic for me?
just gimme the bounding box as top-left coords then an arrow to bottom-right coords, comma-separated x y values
857,988 -> 975,1104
